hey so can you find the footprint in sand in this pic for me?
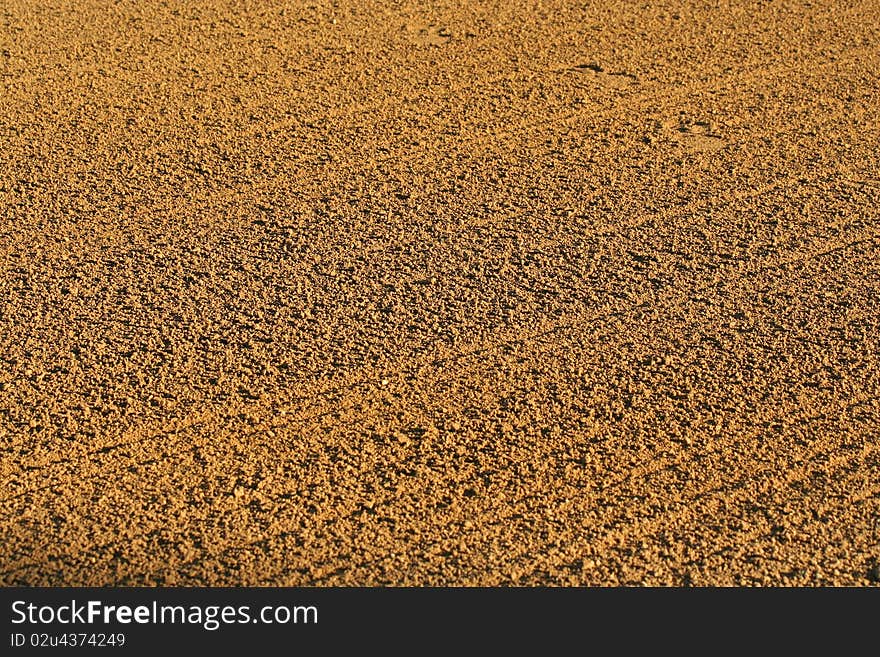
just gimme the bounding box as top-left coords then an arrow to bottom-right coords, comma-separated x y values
570,62 -> 638,89
409,23 -> 453,46
664,118 -> 726,153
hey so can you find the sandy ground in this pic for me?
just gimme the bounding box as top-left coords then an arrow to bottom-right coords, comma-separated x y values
2,0 -> 879,586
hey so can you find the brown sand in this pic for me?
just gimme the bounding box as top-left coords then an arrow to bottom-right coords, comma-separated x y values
2,1 -> 879,586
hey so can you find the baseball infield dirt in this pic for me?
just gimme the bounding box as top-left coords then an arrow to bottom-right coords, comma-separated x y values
2,0 -> 879,586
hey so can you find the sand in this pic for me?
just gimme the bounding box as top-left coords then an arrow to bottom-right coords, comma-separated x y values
2,0 -> 879,586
